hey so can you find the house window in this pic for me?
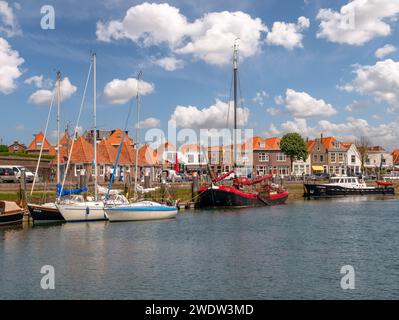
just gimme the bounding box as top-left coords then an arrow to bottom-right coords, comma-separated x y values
277,153 -> 286,161
259,142 -> 265,148
75,164 -> 84,176
320,155 -> 324,163
338,153 -> 344,163
258,152 -> 269,162
167,152 -> 175,163
211,152 -> 219,164
331,153 -> 336,163
313,154 -> 318,162
256,166 -> 267,175
278,166 -> 289,175
351,155 -> 356,163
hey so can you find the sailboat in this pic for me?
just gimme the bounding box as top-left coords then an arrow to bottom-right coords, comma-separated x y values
104,71 -> 178,222
27,72 -> 87,224
56,53 -> 108,222
196,43 -> 289,209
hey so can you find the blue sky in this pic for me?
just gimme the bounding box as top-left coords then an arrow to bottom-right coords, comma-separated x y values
1,0 -> 399,149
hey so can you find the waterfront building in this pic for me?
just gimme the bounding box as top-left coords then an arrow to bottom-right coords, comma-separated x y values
253,137 -> 291,177
26,132 -> 56,156
341,142 -> 362,176
7,141 -> 26,153
179,144 -> 208,172
365,146 -> 393,172
392,149 -> 399,170
291,140 -> 313,176
308,135 -> 347,176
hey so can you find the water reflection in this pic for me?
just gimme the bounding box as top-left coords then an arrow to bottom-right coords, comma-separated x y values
0,199 -> 399,299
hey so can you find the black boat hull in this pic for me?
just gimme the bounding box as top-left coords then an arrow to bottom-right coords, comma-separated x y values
196,186 -> 289,209
0,211 -> 24,226
304,184 -> 395,198
28,204 -> 65,224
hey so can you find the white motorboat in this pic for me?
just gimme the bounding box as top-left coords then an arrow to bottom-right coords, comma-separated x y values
304,176 -> 395,198
105,197 -> 177,222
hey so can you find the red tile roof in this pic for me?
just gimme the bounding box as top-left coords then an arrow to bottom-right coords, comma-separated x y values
392,149 -> 399,165
106,129 -> 134,146
138,144 -> 159,166
368,146 -> 386,152
27,132 -> 56,155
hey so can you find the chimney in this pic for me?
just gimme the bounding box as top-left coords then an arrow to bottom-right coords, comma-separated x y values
320,133 -> 323,143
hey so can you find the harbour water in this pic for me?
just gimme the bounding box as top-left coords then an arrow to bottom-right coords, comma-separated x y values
1,197 -> 399,299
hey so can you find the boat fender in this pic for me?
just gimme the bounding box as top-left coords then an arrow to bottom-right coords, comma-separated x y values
86,207 -> 90,215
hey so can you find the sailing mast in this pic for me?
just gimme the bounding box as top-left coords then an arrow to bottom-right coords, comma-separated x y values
92,53 -> 98,201
56,71 -> 61,185
133,71 -> 143,200
233,41 -> 239,171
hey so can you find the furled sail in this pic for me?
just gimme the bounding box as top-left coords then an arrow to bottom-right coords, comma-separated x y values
56,184 -> 88,197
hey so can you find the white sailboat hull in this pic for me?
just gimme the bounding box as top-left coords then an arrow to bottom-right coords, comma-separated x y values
56,202 -> 107,222
105,201 -> 177,222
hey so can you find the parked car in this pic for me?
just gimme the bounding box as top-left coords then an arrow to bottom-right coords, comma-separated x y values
303,174 -> 316,181
383,172 -> 399,180
12,166 -> 35,183
314,172 -> 330,180
0,167 -> 18,183
163,169 -> 183,182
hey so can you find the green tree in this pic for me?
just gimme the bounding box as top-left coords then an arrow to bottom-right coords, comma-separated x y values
0,145 -> 8,152
280,133 -> 308,174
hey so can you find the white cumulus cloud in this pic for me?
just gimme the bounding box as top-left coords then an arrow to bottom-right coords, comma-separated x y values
28,77 -> 77,105
270,117 -> 399,149
170,99 -> 250,129
136,117 -> 160,129
24,75 -> 44,88
317,0 -> 399,46
283,89 -> 337,117
375,44 -> 397,59
103,77 -> 154,105
266,16 -> 310,49
252,90 -> 268,106
341,59 -> 399,111
154,56 -> 184,71
0,36 -> 23,94
96,2 -> 267,66
0,0 -> 21,37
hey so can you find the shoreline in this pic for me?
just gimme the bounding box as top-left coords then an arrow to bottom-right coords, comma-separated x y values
1,181 -> 398,205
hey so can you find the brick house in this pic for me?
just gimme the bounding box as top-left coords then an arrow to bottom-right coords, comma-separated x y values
253,137 -> 291,177
308,135 -> 348,176
26,132 -> 56,155
8,141 -> 27,153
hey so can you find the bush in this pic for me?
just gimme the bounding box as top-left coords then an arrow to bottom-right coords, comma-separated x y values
0,145 -> 8,152
0,151 -> 55,159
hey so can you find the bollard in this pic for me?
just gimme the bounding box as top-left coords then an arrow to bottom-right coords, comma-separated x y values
20,168 -> 27,209
192,172 -> 199,199
144,174 -> 150,189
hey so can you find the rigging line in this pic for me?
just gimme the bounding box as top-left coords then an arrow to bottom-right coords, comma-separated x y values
30,88 -> 57,196
58,61 -> 93,202
106,87 -> 135,199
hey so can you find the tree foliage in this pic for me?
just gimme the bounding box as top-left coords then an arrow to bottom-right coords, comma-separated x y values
280,133 -> 308,171
0,145 -> 8,152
